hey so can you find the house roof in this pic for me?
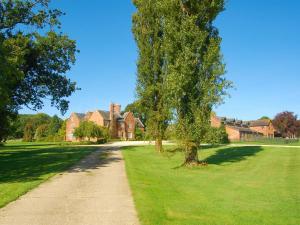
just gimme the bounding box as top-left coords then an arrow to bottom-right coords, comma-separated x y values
135,118 -> 145,128
85,112 -> 93,120
123,112 -> 130,119
74,113 -> 86,120
249,119 -> 270,127
97,110 -> 110,120
71,110 -> 145,128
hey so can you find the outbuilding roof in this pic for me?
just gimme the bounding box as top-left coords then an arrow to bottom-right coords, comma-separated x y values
249,119 -> 271,127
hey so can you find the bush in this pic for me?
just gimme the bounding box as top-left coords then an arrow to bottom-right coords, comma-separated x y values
74,121 -> 109,143
34,124 -> 50,141
204,126 -> 229,144
23,123 -> 35,142
134,127 -> 144,140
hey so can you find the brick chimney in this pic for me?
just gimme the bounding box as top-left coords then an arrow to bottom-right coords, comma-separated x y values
109,103 -> 121,137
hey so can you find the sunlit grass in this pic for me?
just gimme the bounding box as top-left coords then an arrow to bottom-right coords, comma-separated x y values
123,145 -> 300,225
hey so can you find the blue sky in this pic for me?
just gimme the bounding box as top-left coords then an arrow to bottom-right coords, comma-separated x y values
20,0 -> 300,120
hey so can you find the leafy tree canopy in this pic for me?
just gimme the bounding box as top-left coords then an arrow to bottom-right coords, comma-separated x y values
273,111 -> 300,138
0,0 -> 78,141
260,116 -> 270,120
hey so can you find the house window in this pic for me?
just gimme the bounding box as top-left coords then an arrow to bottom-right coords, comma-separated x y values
128,124 -> 132,129
128,132 -> 133,139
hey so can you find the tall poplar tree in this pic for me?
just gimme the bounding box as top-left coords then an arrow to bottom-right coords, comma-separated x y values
165,0 -> 231,165
132,0 -> 170,152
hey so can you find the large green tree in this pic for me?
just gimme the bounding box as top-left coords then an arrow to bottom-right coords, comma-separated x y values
164,0 -> 231,165
132,0 -> 170,152
0,0 -> 77,141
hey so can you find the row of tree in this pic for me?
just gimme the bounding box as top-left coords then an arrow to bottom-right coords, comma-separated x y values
9,113 -> 65,142
132,0 -> 231,165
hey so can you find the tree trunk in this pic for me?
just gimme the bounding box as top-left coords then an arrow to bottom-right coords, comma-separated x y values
184,144 -> 199,166
155,137 -> 163,152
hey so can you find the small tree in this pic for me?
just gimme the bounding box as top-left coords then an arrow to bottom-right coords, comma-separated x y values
34,124 -> 50,141
57,120 -> 67,141
23,123 -> 35,142
273,111 -> 300,138
48,115 -> 63,136
74,121 -> 105,142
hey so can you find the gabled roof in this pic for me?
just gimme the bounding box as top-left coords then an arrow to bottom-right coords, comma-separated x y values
74,113 -> 85,120
249,119 -> 271,127
123,112 -> 130,120
135,118 -> 145,128
97,110 -> 110,120
85,112 -> 93,120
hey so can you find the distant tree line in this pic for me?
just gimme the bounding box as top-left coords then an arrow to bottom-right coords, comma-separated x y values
9,113 -> 66,142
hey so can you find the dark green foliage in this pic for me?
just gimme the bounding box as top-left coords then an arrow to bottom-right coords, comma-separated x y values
34,124 -> 50,141
204,126 -> 229,144
48,115 -> 63,136
8,113 -> 65,142
0,0 -> 78,141
8,114 -> 33,139
134,127 -> 144,141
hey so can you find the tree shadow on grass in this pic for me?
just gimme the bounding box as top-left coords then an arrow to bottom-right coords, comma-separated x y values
204,146 -> 263,165
0,145 -> 121,184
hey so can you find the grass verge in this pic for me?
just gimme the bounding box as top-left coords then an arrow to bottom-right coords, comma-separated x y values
0,143 -> 96,208
123,145 -> 300,225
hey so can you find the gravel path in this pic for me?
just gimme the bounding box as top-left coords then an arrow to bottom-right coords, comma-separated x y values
0,145 -> 140,225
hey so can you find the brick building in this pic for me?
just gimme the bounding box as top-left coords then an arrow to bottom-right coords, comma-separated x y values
211,115 -> 275,141
66,103 -> 144,142
249,119 -> 275,138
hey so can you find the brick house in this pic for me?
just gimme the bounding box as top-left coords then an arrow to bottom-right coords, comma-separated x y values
249,119 -> 275,138
66,103 -> 144,142
211,115 -> 275,141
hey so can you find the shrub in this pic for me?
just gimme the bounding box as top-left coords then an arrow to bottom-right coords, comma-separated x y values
23,123 -> 35,142
134,127 -> 144,140
204,126 -> 229,144
34,124 -> 50,141
74,121 -> 109,143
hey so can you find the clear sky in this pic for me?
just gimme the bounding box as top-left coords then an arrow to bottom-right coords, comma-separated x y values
20,0 -> 300,120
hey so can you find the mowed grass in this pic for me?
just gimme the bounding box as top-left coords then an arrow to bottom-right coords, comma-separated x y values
0,142 -> 96,208
123,145 -> 300,225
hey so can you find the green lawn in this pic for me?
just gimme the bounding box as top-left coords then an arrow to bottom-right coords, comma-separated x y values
123,145 -> 300,225
231,139 -> 300,146
0,142 -> 96,208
